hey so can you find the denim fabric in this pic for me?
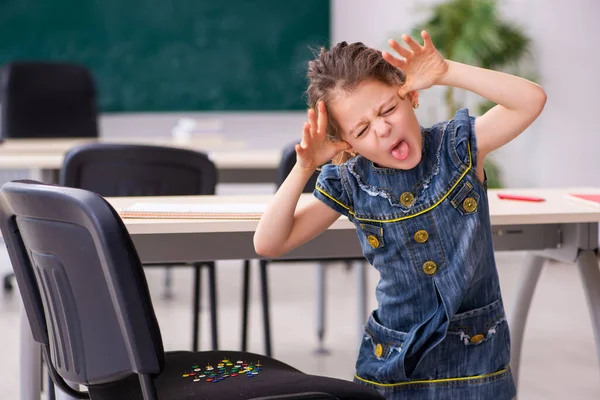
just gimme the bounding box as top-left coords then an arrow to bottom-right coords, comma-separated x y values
314,109 -> 516,399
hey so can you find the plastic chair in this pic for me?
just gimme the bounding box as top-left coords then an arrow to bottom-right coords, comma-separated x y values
0,180 -> 383,400
0,61 -> 98,139
60,143 -> 218,352
0,61 -> 99,296
241,142 -> 367,356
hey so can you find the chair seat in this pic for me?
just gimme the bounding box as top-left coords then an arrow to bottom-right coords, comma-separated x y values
88,351 -> 382,400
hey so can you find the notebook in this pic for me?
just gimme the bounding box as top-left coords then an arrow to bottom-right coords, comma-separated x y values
118,202 -> 266,219
567,193 -> 600,207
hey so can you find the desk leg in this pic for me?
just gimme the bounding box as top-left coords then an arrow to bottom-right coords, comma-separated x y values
314,262 -> 329,355
19,303 -> 41,400
509,253 -> 545,388
576,249 -> 600,371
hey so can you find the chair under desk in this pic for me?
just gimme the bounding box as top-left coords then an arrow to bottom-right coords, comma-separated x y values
17,188 -> 600,400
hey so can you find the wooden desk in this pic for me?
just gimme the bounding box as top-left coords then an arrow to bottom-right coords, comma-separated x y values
19,188 -> 600,399
0,137 -> 281,184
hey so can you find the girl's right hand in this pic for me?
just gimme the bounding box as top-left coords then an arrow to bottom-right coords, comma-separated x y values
296,101 -> 351,171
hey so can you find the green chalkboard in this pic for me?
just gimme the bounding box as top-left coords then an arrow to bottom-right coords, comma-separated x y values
0,0 -> 330,112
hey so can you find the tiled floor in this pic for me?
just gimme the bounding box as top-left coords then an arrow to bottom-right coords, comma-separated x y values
1,250 -> 599,399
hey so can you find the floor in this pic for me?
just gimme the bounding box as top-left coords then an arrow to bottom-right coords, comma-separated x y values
1,250 -> 599,399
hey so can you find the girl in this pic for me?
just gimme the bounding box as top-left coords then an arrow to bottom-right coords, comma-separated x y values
254,31 -> 546,399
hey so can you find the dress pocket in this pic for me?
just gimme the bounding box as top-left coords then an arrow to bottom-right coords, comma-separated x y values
359,223 -> 385,250
449,181 -> 480,216
355,311 -> 408,384
436,298 -> 511,377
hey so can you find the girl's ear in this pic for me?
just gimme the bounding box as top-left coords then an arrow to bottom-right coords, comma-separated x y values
409,91 -> 419,109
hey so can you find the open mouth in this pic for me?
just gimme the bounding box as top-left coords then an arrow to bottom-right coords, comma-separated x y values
391,139 -> 410,161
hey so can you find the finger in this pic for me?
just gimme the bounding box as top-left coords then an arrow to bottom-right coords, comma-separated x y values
335,140 -> 352,152
402,34 -> 422,52
398,83 -> 411,99
316,101 -> 328,136
388,39 -> 412,58
421,30 -> 434,50
382,51 -> 406,70
301,122 -> 311,147
308,108 -> 318,137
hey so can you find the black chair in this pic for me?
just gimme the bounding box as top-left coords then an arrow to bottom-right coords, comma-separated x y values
0,61 -> 98,139
60,143 -> 219,352
241,142 -> 367,357
0,180 -> 383,400
1,61 -> 99,294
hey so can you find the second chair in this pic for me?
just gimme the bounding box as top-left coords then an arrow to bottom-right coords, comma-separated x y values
60,143 -> 218,352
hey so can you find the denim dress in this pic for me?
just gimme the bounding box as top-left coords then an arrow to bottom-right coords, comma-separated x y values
314,109 -> 516,399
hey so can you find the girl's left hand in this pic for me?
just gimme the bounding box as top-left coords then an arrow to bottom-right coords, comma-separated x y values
383,30 -> 449,98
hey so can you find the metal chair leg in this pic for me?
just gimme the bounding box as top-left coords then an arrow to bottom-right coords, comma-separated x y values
259,259 -> 272,357
207,262 -> 219,350
192,264 -> 202,351
241,260 -> 251,351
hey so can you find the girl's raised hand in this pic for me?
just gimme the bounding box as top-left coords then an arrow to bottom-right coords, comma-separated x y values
295,101 -> 351,171
382,31 -> 449,98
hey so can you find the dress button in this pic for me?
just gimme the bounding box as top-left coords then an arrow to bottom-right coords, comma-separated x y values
414,230 -> 429,243
470,334 -> 485,344
400,192 -> 415,207
463,197 -> 478,212
422,261 -> 437,275
367,235 -> 380,249
374,343 -> 384,358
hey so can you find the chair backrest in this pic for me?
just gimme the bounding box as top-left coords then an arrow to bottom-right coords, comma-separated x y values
0,180 -> 165,387
60,143 -> 217,196
0,61 -> 99,139
276,141 -> 320,192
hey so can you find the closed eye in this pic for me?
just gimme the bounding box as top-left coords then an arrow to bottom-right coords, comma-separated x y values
356,125 -> 369,138
381,105 -> 396,116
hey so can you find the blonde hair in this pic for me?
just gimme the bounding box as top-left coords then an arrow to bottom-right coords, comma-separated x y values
306,41 -> 406,164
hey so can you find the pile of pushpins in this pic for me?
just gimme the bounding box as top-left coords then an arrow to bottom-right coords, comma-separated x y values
182,358 -> 262,383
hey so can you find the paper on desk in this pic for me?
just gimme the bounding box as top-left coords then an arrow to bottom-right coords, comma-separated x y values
567,193 -> 600,207
118,202 -> 266,219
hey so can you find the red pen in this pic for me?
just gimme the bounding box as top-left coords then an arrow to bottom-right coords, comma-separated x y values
497,193 -> 545,202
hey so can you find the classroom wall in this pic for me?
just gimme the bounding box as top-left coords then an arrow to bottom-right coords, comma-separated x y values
102,0 -> 599,188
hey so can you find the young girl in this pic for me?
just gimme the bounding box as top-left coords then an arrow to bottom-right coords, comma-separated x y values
254,31 -> 546,399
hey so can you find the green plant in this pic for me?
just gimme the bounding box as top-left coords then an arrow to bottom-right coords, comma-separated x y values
407,0 -> 535,187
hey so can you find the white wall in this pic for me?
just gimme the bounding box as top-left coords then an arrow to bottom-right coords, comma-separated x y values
332,0 -> 600,188
101,0 -> 599,188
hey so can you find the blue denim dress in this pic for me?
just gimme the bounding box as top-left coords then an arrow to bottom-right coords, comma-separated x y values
314,109 -> 516,399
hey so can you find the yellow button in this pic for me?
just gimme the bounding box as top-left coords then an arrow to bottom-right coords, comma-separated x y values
374,343 -> 384,358
422,261 -> 437,275
367,235 -> 380,249
463,197 -> 478,212
470,334 -> 485,344
400,192 -> 415,207
414,230 -> 429,243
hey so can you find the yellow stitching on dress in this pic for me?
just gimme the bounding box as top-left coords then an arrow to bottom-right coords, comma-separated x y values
315,186 -> 352,211
316,143 -> 472,223
354,366 -> 510,387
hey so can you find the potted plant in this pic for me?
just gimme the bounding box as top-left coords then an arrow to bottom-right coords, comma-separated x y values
407,0 -> 535,188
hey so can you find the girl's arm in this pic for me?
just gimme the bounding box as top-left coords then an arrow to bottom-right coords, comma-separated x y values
384,31 -> 546,180
254,166 -> 342,258
437,61 -> 546,160
254,102 -> 351,258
